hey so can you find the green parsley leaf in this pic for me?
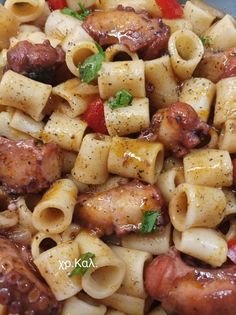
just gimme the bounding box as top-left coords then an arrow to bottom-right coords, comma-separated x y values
200,35 -> 211,47
141,210 -> 160,234
69,252 -> 95,277
78,43 -> 105,83
61,2 -> 91,21
108,90 -> 133,109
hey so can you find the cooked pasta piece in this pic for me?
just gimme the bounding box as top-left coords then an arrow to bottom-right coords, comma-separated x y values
214,77 -> 236,128
0,209 -> 18,229
104,98 -> 150,136
62,150 -> 77,174
72,133 -> 112,185
75,231 -> 126,299
105,44 -> 139,62
145,55 -> 178,108
183,1 -> 215,35
106,310 -> 125,315
96,0 -> 161,16
10,110 -> 45,139
45,9 -> 82,40
205,15 -> 236,49
223,189 -> 236,216
173,228 -> 228,267
66,0 -> 96,9
0,71 -> 52,121
163,18 -> 192,34
168,30 -> 204,80
0,4 -> 19,49
147,307 -> 167,315
16,197 -> 37,234
66,41 -> 100,78
62,25 -> 94,53
4,0 -> 45,23
31,231 -> 62,259
179,78 -> 216,122
42,111 -> 87,152
98,60 -> 146,99
33,0 -> 50,28
0,111 -> 31,141
32,179 -> 78,234
108,137 -> 163,184
183,149 -> 233,187
61,224 -> 80,243
34,240 -> 82,300
169,183 -> 226,232
156,167 -> 185,203
62,295 -> 107,315
219,119 -> 236,153
111,246 -> 152,298
0,49 -> 7,81
53,78 -> 98,118
101,293 -> 145,315
121,224 -> 171,256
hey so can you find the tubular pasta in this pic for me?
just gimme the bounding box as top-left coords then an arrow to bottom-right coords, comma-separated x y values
62,295 -> 107,315
0,4 -> 19,49
105,44 -> 139,62
31,232 -> 62,259
219,119 -> 236,153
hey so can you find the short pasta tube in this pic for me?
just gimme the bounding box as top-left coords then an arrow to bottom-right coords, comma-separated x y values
105,44 -> 139,62
53,78 -> 98,118
42,111 -> 87,152
31,231 -> 62,259
66,41 -> 100,77
16,196 -> 37,234
75,231 -> 126,299
173,228 -> 228,267
183,1 -> 215,35
205,15 -> 236,49
183,149 -> 233,187
214,77 -> 236,128
62,295 -> 107,315
0,5 -> 19,49
163,18 -> 192,34
145,55 -> 178,108
107,137 -> 164,184
223,189 -> 236,216
169,183 -> 226,232
62,25 -> 94,52
148,307 -> 167,315
0,70 -> 52,121
96,0 -> 160,17
111,246 -> 152,298
45,9 -> 82,40
72,133 -> 112,185
156,167 -> 185,203
66,0 -> 96,9
168,30 -> 204,80
101,293 -> 145,315
61,224 -> 80,243
10,110 -> 45,139
179,78 -> 216,122
219,119 -> 236,153
98,60 -> 145,99
34,240 -> 82,300
4,0 -> 45,23
121,224 -> 171,256
32,179 -> 78,234
104,98 -> 150,136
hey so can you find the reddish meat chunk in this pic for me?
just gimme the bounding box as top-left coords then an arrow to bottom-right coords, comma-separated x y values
82,6 -> 170,60
140,102 -> 210,157
7,40 -> 65,84
0,137 -> 63,194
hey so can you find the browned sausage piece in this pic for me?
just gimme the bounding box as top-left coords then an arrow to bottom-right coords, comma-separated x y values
140,102 -> 210,157
74,181 -> 165,235
194,48 -> 236,83
6,40 -> 65,84
82,6 -> 170,60
145,248 -> 236,315
0,137 -> 63,194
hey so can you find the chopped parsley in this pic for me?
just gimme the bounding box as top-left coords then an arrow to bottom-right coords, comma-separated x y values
78,43 -> 105,83
200,35 -> 211,47
108,90 -> 133,109
69,252 -> 95,277
141,210 -> 160,234
61,2 -> 91,21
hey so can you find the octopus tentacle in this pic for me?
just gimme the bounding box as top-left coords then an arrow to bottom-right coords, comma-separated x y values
0,237 -> 61,315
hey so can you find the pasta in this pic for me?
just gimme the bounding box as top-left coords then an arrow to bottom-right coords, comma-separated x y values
0,1 -> 236,315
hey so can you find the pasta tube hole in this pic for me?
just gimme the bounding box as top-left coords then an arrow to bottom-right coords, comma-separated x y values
173,191 -> 188,226
73,49 -> 94,69
176,35 -> 200,60
155,150 -> 164,175
39,238 -> 57,253
112,52 -> 133,62
39,208 -> 64,227
11,2 -> 38,16
91,266 -> 121,288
